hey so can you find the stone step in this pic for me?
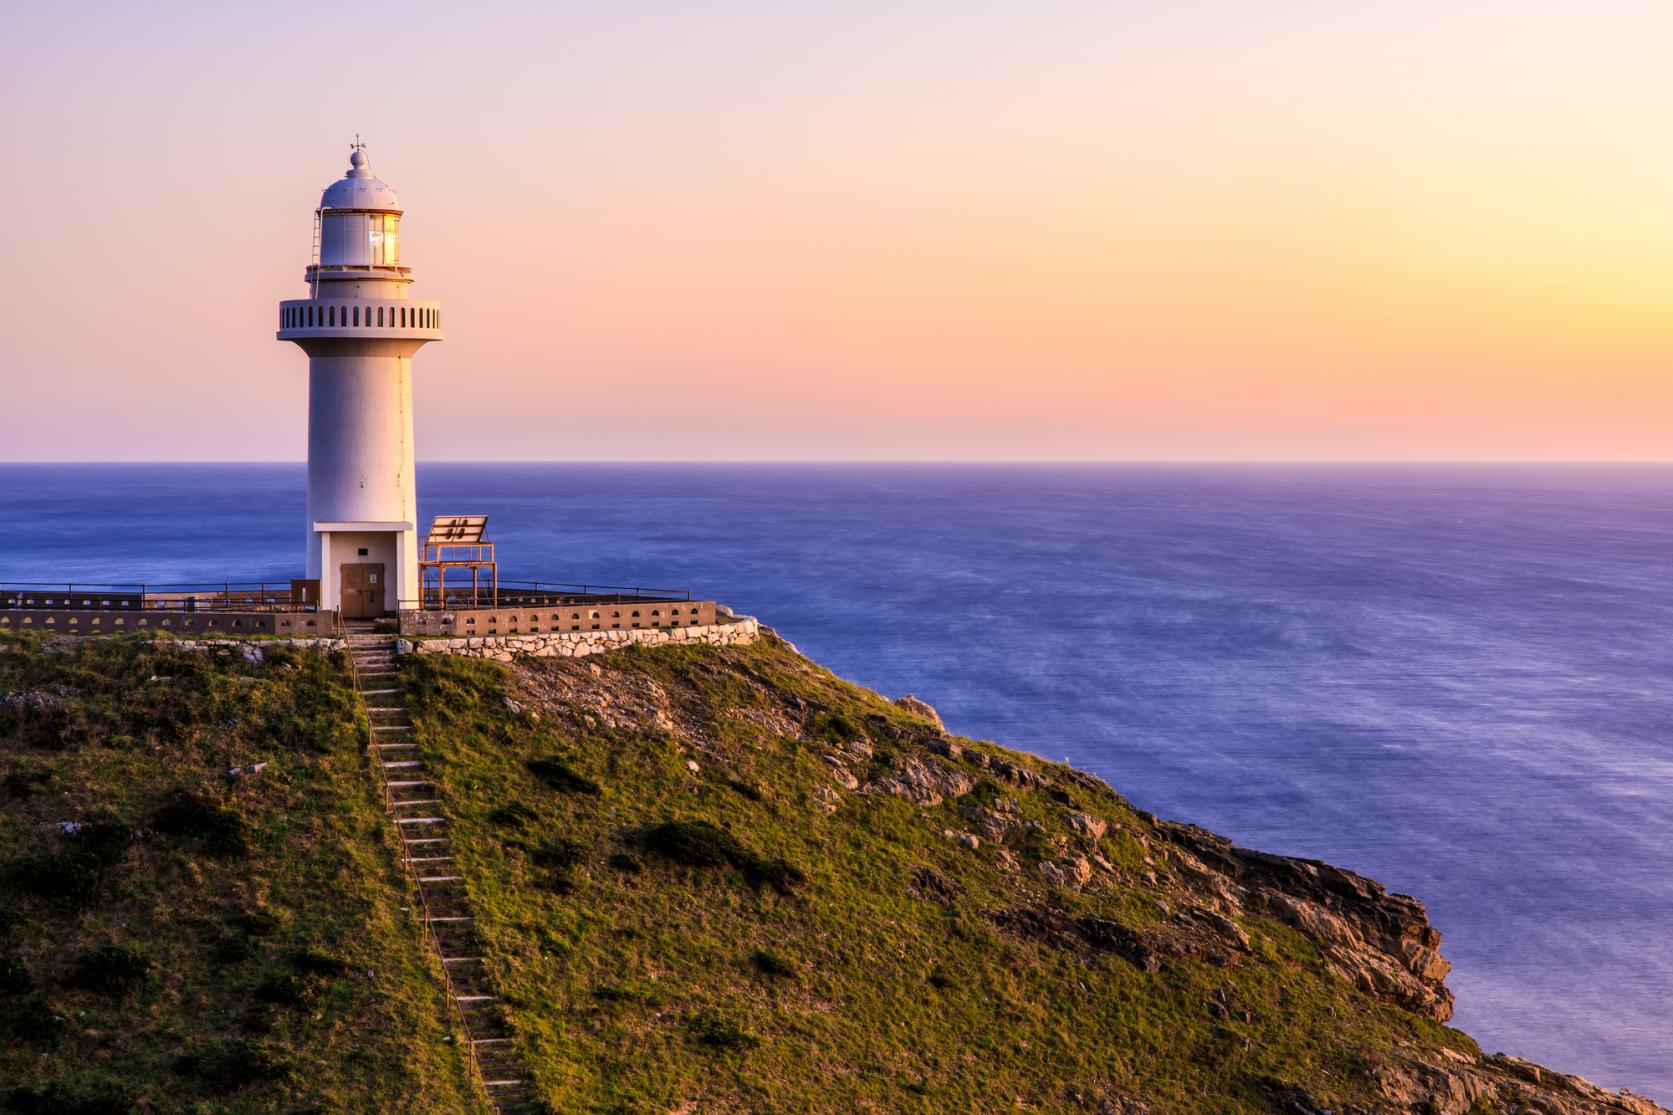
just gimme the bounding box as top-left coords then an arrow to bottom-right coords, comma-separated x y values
361,688 -> 400,695
419,875 -> 464,883
382,760 -> 422,769
395,816 -> 445,825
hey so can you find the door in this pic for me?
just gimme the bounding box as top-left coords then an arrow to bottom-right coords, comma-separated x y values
340,563 -> 385,619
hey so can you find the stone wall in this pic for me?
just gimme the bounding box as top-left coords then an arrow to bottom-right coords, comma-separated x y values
401,616 -> 759,662
171,637 -> 348,655
399,598 -> 718,638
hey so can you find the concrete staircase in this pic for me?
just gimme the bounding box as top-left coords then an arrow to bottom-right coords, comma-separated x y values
346,631 -> 541,1115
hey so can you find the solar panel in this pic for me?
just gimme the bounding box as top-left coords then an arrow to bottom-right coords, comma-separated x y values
426,515 -> 488,543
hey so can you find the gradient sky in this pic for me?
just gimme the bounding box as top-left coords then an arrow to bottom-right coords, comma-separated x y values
4,2 -> 1672,461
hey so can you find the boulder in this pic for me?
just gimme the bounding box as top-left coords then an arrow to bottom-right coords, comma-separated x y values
1064,811 -> 1108,841
893,694 -> 943,730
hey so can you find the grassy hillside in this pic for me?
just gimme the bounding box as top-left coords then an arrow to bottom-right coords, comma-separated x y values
0,633 -> 478,1114
397,637 -> 1654,1115
3,631 -> 1661,1115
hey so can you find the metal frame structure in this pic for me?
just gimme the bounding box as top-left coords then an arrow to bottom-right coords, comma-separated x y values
418,515 -> 498,609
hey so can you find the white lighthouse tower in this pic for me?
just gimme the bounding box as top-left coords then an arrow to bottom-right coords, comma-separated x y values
277,145 -> 441,618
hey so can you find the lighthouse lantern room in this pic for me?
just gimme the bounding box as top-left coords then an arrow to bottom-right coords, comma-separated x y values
277,145 -> 441,618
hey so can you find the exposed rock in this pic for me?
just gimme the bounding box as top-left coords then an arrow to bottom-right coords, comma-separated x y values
1152,818 -> 1455,1022
925,737 -> 964,761
823,757 -> 860,791
959,804 -> 1012,841
1040,855 -> 1094,890
867,755 -> 975,808
910,865 -> 962,905
1064,811 -> 1108,841
893,693 -> 943,730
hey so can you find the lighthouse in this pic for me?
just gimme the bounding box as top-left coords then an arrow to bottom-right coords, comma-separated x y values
277,146 -> 441,619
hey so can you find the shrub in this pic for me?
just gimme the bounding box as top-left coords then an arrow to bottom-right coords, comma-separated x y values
723,777 -> 763,801
530,837 -> 588,869
638,820 -> 805,895
641,820 -> 745,867
229,910 -> 280,938
3,1084 -> 136,1115
0,993 -> 63,1047
1,768 -> 50,799
487,802 -> 537,828
148,792 -> 247,857
809,711 -> 860,744
172,1040 -> 290,1093
0,953 -> 32,994
751,949 -> 796,978
525,756 -> 600,795
70,818 -> 134,867
255,950 -> 347,1007
64,945 -> 151,996
254,973 -> 310,1006
9,852 -> 101,902
741,856 -> 806,894
687,1008 -> 759,1051
287,949 -> 348,978
606,851 -> 643,874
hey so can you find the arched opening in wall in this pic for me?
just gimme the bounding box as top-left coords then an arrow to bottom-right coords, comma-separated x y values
328,306 -> 336,326
353,306 -> 359,326
399,307 -> 406,327
376,306 -> 383,326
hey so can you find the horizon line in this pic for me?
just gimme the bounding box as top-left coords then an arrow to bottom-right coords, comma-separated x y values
3,458 -> 1673,467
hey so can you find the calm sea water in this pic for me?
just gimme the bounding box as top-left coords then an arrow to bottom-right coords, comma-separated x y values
3,462 -> 1670,1099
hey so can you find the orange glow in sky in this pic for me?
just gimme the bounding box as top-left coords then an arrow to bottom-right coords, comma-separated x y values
4,3 -> 1673,460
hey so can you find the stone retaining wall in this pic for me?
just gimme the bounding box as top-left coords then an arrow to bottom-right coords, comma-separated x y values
400,617 -> 759,661
399,599 -> 717,638
172,637 -> 348,656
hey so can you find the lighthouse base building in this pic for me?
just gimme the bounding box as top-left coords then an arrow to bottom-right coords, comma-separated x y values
276,147 -> 441,617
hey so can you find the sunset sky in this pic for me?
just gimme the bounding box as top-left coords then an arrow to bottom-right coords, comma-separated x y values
4,2 -> 1673,461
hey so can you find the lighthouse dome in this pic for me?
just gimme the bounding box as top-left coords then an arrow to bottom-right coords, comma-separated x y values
319,148 -> 400,212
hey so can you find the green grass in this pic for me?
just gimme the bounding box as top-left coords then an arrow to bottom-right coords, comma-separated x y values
0,632 -> 478,1114
400,636 -> 1478,1114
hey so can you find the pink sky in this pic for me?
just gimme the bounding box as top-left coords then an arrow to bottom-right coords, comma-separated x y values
4,2 -> 1673,461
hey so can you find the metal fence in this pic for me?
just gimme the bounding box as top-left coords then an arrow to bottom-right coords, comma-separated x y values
1,581 -> 319,614
410,578 -> 693,611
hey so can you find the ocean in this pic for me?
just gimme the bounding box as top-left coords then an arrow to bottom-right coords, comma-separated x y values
3,462 -> 1670,1100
